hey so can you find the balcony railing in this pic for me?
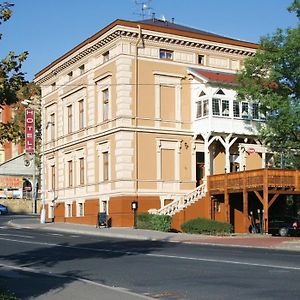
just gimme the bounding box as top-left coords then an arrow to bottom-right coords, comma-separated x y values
208,169 -> 300,194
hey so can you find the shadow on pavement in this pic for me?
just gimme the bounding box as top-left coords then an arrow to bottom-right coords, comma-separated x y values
0,237 -> 173,299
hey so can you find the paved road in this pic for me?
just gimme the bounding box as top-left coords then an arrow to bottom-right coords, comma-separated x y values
1,216 -> 300,299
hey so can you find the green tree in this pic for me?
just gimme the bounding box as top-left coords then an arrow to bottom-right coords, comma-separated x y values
0,1 -> 39,143
238,0 -> 300,168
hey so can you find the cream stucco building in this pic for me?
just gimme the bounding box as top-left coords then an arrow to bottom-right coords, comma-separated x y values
35,18 -> 273,228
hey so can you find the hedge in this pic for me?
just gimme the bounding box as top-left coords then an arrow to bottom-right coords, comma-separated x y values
136,213 -> 171,232
181,218 -> 233,235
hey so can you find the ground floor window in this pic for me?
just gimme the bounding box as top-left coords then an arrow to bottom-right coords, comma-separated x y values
66,203 -> 72,217
77,202 -> 84,217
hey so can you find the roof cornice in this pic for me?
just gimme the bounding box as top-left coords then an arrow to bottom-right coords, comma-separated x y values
35,19 -> 258,83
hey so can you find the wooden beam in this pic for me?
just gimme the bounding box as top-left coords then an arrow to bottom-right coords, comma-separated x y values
268,193 -> 280,209
254,190 -> 263,204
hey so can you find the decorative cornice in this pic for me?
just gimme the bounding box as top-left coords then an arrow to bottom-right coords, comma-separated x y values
35,21 -> 256,85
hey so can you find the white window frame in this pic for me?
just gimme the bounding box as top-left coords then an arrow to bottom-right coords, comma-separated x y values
76,201 -> 84,217
65,202 -> 72,217
159,49 -> 173,60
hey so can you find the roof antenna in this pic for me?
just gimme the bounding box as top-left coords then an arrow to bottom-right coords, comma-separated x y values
134,0 -> 153,20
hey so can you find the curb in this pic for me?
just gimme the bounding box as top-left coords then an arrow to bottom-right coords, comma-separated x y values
7,219 -> 300,252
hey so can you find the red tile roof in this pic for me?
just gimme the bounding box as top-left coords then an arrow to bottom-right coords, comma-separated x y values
189,68 -> 238,85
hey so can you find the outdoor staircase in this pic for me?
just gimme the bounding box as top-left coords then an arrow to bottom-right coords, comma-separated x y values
152,182 -> 207,216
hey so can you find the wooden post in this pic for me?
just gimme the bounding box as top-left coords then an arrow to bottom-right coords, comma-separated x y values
224,172 -> 229,223
263,169 -> 269,233
243,170 -> 248,233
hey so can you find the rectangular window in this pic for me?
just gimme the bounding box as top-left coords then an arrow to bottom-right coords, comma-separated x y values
67,71 -> 73,81
103,51 -> 109,63
79,100 -> 84,129
159,49 -> 173,60
51,165 -> 55,190
252,103 -> 259,120
78,203 -> 83,216
233,101 -> 240,118
203,100 -> 209,116
103,151 -> 109,181
102,89 -> 109,121
242,102 -> 249,119
212,98 -> 220,116
198,55 -> 205,65
196,101 -> 202,118
67,105 -> 72,133
50,113 -> 55,141
66,204 -> 72,217
79,64 -> 85,75
51,82 -> 56,92
221,100 -> 230,117
68,160 -> 73,187
79,157 -> 84,185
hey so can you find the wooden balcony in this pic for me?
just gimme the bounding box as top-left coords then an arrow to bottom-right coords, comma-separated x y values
207,169 -> 300,233
208,169 -> 300,195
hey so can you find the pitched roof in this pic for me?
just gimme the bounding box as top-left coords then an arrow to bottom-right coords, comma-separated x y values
189,68 -> 238,85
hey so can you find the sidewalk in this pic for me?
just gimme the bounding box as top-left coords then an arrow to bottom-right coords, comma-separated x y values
8,216 -> 300,251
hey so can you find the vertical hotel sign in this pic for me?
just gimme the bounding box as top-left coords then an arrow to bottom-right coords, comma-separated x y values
25,108 -> 35,154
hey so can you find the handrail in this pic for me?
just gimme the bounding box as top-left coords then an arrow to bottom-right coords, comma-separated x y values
208,168 -> 299,192
156,182 -> 207,216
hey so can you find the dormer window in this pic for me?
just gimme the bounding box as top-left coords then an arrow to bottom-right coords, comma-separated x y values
159,49 -> 173,60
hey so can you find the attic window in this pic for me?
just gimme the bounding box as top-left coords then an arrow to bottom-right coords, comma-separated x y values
216,89 -> 225,95
103,51 -> 109,63
67,71 -> 73,81
198,55 -> 205,65
79,64 -> 85,75
159,49 -> 173,60
199,90 -> 206,97
51,82 -> 56,91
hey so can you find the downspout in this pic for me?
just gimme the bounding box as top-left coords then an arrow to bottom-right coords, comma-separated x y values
135,25 -> 143,202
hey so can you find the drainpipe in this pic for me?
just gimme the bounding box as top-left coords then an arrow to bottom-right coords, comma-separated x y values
134,25 -> 143,206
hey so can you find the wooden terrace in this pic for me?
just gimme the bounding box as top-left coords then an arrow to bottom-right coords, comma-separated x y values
207,169 -> 300,233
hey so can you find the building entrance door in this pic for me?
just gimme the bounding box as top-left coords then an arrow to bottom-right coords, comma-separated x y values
196,152 -> 205,186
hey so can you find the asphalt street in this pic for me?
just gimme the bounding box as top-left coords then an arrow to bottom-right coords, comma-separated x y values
1,216 -> 300,299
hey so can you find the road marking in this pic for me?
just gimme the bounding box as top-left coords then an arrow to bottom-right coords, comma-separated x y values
0,236 -> 299,271
48,233 -> 64,237
0,233 -> 34,239
0,263 -> 153,299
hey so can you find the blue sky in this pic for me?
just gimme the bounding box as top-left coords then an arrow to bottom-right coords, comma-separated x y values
1,0 -> 298,81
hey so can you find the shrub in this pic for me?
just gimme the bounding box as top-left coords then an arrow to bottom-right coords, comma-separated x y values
181,218 -> 232,235
136,213 -> 153,229
0,289 -> 18,300
137,213 -> 171,232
